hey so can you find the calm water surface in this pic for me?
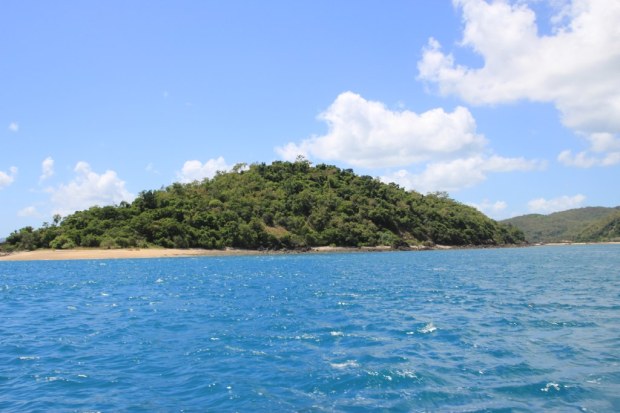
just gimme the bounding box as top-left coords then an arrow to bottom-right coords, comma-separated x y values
1,245 -> 619,412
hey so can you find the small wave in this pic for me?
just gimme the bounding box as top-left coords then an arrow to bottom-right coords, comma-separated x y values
418,322 -> 437,334
331,360 -> 359,369
18,356 -> 39,361
364,368 -> 419,384
330,331 -> 344,337
397,369 -> 417,378
294,333 -> 318,340
541,382 -> 561,392
45,376 -> 67,382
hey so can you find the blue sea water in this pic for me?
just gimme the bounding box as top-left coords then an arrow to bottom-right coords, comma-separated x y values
1,245 -> 619,412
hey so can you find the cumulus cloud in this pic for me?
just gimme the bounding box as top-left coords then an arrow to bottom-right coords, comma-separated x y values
276,91 -> 487,168
277,91 -> 543,192
17,206 -> 40,218
8,122 -> 18,132
418,0 -> 620,166
39,157 -> 54,181
527,194 -> 586,214
382,155 -> 544,193
557,132 -> 620,167
47,162 -> 134,215
177,157 -> 231,183
145,162 -> 160,174
0,166 -> 17,189
468,199 -> 508,218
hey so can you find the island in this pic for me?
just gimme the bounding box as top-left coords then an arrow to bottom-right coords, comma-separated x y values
1,160 -> 525,258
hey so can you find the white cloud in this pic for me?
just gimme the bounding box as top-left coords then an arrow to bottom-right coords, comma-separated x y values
39,157 -> 54,181
177,157 -> 230,183
145,162 -> 160,174
557,132 -> 620,167
8,122 -> 18,132
587,132 -> 620,153
276,142 -> 309,164
527,194 -> 586,214
17,206 -> 40,218
468,199 -> 508,218
382,155 -> 544,193
418,0 -> 620,165
276,91 -> 487,168
277,91 -> 543,192
558,149 -> 620,168
47,162 -> 134,215
0,166 -> 17,189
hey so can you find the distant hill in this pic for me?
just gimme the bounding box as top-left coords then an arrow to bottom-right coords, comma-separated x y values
576,211 -> 620,242
501,206 -> 620,243
1,160 -> 524,252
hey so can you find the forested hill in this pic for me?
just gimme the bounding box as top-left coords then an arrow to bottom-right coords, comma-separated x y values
2,161 -> 525,251
501,206 -> 620,243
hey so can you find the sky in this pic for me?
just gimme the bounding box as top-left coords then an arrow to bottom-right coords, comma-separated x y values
2,0 -> 619,237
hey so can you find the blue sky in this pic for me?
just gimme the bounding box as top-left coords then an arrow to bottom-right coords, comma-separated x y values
2,0 -> 619,237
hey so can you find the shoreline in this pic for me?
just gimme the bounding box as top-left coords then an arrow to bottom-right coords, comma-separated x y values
1,242 -> 617,262
0,246 -> 395,262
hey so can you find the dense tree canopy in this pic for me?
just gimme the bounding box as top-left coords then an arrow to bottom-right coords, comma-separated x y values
1,160 -> 525,251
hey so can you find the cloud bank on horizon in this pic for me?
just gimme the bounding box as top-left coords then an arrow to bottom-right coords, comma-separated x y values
1,0 -> 618,235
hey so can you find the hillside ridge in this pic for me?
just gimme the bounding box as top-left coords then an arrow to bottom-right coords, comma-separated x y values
501,206 -> 620,243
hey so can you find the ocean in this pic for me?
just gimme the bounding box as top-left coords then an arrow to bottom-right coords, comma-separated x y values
1,245 -> 619,412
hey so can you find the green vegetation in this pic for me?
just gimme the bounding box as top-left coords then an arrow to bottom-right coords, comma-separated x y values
573,210 -> 620,242
501,207 -> 620,243
1,160 -> 524,252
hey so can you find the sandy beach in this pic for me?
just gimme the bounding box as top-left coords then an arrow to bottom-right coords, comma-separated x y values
0,248 -> 268,261
2,242 -> 615,262
0,246 -> 395,262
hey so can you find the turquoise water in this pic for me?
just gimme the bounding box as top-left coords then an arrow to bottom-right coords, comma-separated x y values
1,245 -> 619,412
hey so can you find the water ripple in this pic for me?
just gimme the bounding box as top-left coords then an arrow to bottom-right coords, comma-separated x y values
1,245 -> 619,411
